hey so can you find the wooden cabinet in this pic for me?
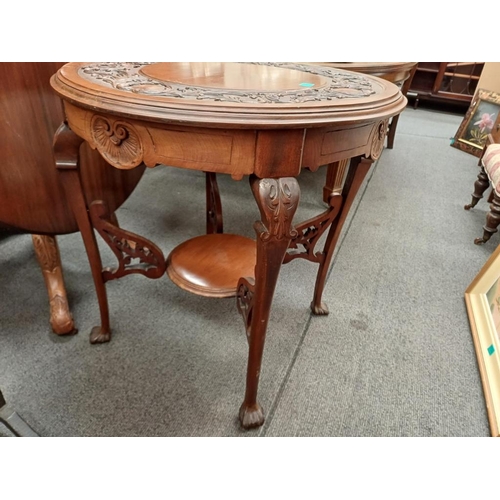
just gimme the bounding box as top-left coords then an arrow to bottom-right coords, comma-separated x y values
408,62 -> 484,109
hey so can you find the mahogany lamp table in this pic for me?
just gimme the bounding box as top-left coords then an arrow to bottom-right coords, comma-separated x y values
50,62 -> 406,429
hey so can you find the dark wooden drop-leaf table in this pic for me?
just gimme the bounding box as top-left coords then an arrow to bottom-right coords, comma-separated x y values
50,62 -> 406,429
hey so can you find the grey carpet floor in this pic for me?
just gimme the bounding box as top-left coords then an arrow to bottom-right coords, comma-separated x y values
0,107 -> 494,436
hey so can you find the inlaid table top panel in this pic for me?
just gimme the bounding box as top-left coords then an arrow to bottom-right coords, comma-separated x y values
51,62 -> 406,128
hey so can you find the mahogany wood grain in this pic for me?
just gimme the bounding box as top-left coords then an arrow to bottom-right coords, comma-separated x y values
166,234 -> 256,297
310,157 -> 373,313
53,123 -> 111,344
206,172 -> 224,234
32,234 -> 76,335
141,62 -> 326,91
237,176 -> 300,428
312,62 -> 417,149
50,62 -> 407,429
0,63 -> 145,335
51,63 -> 405,129
314,62 -> 417,83
0,63 -> 145,235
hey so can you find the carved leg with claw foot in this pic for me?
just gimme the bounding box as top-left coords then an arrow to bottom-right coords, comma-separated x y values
465,166 -> 490,210
310,157 -> 373,314
32,234 -> 76,335
283,156 -> 373,315
475,190 -> 500,245
54,122 -> 111,344
54,123 -> 167,343
236,175 -> 300,429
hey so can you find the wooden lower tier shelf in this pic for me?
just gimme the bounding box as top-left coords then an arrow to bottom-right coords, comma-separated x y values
166,233 -> 256,298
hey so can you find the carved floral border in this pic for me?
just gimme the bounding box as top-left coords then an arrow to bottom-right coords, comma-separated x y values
78,62 -> 376,104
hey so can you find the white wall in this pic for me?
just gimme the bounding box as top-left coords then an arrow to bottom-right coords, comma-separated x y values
477,63 -> 500,94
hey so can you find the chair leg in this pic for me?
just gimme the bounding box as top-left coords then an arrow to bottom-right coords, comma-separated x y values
32,234 -> 76,335
475,190 -> 500,245
465,166 -> 490,210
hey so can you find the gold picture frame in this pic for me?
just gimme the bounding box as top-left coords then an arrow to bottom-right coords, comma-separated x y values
452,89 -> 500,158
465,244 -> 500,436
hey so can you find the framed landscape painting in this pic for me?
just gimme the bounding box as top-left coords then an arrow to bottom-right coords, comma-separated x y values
453,89 -> 500,158
465,244 -> 500,436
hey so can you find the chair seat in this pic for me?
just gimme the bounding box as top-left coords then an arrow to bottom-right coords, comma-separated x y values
483,144 -> 500,195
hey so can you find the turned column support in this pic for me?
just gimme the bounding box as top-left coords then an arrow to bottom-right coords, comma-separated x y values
465,165 -> 491,210
237,175 -> 300,429
475,190 -> 500,245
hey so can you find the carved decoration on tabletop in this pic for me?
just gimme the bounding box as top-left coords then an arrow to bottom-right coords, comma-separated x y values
253,178 -> 299,242
89,200 -> 166,281
369,119 -> 389,160
79,62 -> 376,104
90,115 -> 143,169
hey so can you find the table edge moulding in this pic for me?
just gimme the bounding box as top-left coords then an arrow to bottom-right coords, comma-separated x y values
310,62 -> 417,149
50,62 -> 406,430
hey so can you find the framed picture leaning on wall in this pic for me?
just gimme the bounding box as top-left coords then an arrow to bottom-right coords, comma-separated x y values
465,243 -> 500,436
453,89 -> 500,158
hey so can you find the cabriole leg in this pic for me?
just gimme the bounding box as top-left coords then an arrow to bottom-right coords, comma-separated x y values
32,234 -> 76,335
236,175 -> 300,429
311,157 -> 373,314
53,122 -> 111,344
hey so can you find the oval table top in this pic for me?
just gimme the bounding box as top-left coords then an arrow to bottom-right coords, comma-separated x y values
50,62 -> 406,129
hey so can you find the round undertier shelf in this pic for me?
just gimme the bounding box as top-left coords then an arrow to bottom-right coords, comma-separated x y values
166,233 -> 256,298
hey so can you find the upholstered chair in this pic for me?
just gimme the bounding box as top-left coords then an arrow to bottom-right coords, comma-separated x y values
465,130 -> 500,244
